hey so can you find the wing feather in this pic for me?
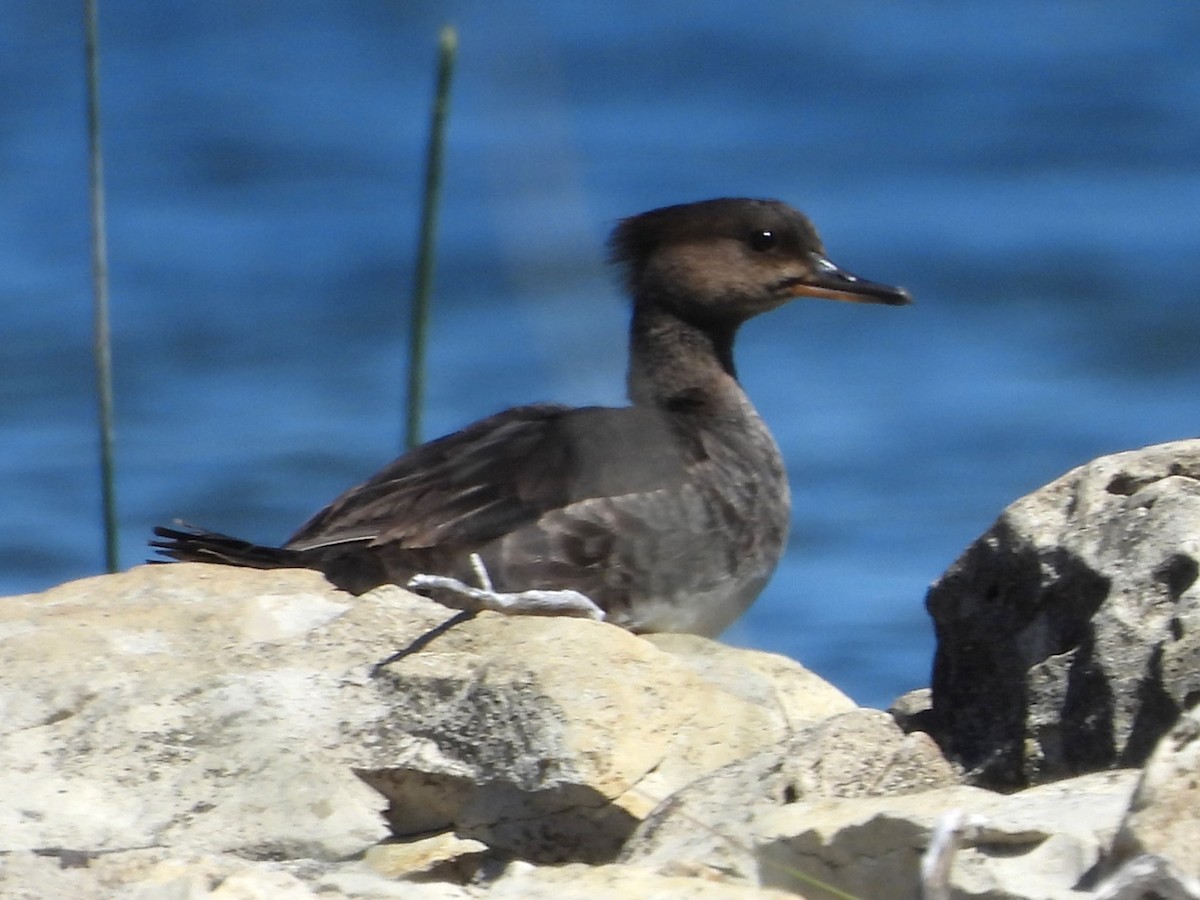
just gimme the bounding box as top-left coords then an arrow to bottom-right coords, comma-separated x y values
284,403 -> 703,555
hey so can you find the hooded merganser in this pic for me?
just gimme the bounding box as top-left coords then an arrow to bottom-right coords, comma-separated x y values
152,198 -> 910,637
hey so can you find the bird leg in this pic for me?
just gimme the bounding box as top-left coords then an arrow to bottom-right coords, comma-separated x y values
469,552 -> 494,592
406,553 -> 606,621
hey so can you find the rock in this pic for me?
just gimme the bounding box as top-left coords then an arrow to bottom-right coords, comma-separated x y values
889,687 -> 933,734
0,844 -> 808,899
15,480 -> 1186,900
926,439 -> 1200,787
622,708 -> 958,880
1104,701 -> 1200,882
1090,854 -> 1200,900
484,861 -> 804,899
363,833 -> 490,883
0,565 -> 407,860
358,605 -> 854,863
642,632 -> 857,727
754,769 -> 1138,900
0,563 -> 855,894
0,847 -> 475,899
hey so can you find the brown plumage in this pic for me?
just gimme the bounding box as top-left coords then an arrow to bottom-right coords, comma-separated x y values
152,198 -> 910,637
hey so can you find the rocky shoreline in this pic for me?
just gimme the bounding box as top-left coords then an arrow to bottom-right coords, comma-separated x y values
3,440 -> 1200,898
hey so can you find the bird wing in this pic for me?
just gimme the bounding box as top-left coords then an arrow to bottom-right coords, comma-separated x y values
284,403 -> 704,554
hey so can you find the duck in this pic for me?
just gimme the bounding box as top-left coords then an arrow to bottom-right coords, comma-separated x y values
152,197 -> 910,637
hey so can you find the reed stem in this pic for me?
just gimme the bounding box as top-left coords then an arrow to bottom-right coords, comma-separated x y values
405,25 -> 457,450
84,0 -> 119,572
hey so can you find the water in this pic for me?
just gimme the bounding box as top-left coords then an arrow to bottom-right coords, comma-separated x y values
4,3 -> 1200,708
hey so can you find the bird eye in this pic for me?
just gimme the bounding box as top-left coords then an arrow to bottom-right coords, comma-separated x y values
749,230 -> 777,252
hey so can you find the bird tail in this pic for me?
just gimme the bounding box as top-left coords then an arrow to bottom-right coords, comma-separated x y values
150,523 -> 303,570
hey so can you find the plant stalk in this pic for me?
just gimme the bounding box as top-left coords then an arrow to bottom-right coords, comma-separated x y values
405,24 -> 457,450
84,0 -> 119,572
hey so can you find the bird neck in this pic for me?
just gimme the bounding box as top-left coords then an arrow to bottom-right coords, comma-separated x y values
626,301 -> 745,410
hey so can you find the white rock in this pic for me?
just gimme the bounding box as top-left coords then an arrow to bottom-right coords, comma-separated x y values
1106,702 -> 1200,882
0,564 -> 856,883
359,607 -> 854,862
622,708 -> 957,880
755,770 -> 1138,899
0,566 -> 435,858
485,861 -> 803,899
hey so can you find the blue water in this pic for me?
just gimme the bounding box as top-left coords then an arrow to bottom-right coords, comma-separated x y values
4,3 -> 1200,708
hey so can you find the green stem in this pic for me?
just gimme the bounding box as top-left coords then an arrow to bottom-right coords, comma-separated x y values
405,24 -> 457,450
84,0 -> 119,573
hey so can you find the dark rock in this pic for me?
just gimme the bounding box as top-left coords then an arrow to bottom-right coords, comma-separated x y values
926,440 -> 1200,788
